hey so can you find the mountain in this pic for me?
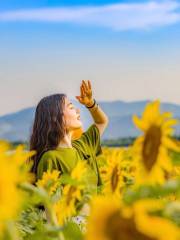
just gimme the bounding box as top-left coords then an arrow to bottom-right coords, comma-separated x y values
0,100 -> 180,142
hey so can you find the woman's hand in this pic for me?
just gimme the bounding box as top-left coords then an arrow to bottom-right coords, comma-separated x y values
76,80 -> 94,107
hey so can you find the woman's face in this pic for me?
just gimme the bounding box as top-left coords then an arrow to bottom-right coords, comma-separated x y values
63,97 -> 82,131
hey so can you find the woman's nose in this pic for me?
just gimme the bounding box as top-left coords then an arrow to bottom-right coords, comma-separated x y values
76,108 -> 80,114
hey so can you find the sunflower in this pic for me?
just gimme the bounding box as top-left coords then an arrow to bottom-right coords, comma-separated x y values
85,196 -> 180,240
171,166 -> 180,180
100,148 -> 133,197
134,199 -> 180,240
36,170 -> 61,195
132,100 -> 179,185
0,141 -> 35,235
11,144 -> 35,181
54,160 -> 87,225
0,156 -> 21,233
71,160 -> 87,182
54,185 -> 83,225
85,196 -> 154,240
100,148 -> 130,198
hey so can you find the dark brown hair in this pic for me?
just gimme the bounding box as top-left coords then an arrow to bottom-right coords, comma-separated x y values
29,93 -> 67,175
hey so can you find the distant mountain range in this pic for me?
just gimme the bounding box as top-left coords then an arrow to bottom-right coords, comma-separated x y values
0,100 -> 180,142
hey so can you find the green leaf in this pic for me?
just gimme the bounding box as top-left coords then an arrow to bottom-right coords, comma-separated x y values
62,221 -> 83,240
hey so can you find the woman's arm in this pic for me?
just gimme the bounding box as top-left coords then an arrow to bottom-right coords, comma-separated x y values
76,80 -> 109,137
85,98 -> 109,137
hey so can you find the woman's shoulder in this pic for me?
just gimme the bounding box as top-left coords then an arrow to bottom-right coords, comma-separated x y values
37,150 -> 59,179
72,123 -> 102,156
40,150 -> 57,161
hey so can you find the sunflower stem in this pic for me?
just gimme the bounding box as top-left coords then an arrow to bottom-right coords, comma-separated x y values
44,204 -> 64,240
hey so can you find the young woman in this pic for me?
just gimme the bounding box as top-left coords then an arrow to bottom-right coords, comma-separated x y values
29,80 -> 109,191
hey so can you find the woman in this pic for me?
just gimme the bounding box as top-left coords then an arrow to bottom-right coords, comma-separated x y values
29,80 -> 109,192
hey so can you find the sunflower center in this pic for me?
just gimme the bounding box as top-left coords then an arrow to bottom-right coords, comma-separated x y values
111,165 -> 120,192
142,125 -> 161,171
105,211 -> 156,240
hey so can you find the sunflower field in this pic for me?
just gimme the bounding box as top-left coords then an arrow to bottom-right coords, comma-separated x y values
1,100 -> 180,240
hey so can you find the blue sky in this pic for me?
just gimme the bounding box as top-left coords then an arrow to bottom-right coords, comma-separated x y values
0,0 -> 180,116
0,0 -> 150,9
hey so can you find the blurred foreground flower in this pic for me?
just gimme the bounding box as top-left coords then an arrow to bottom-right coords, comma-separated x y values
132,100 -> 180,185
0,141 -> 35,238
85,196 -> 180,240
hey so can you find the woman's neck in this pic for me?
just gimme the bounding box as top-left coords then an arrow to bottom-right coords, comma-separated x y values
58,131 -> 73,148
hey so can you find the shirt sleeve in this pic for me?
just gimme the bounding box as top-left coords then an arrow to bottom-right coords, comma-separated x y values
76,123 -> 103,157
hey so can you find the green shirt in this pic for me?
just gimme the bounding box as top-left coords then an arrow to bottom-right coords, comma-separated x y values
37,123 -> 103,190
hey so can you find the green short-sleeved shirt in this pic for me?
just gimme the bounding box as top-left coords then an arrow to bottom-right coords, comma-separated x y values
37,123 -> 103,191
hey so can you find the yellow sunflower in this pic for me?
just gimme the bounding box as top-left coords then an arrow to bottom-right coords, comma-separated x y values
0,141 -> 35,235
54,160 -> 87,225
71,160 -> 87,182
171,166 -> 180,180
10,144 -> 36,183
100,148 -> 130,198
36,170 -> 61,195
134,199 -> 180,240
132,100 -> 180,185
85,196 -> 180,240
85,196 -> 154,240
54,185 -> 83,225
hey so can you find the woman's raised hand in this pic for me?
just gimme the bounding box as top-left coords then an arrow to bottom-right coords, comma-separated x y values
76,80 -> 94,107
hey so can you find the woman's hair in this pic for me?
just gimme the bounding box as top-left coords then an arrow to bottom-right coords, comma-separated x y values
29,93 -> 67,175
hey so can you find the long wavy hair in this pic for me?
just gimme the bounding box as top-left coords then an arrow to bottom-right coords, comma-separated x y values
29,93 -> 67,175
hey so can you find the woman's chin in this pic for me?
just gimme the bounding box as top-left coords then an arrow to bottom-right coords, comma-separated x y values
75,120 -> 83,128
78,121 -> 83,128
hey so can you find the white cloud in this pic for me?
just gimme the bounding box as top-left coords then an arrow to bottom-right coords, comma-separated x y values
0,1 -> 180,30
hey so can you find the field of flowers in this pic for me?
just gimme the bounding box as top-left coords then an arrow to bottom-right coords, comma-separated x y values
0,100 -> 180,240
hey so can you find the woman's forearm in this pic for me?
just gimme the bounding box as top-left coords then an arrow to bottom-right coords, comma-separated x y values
86,99 -> 109,124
